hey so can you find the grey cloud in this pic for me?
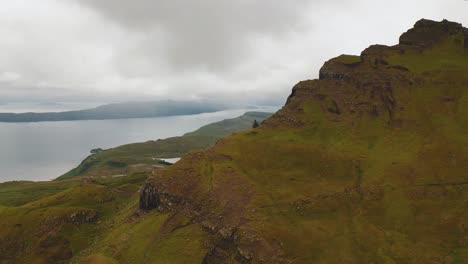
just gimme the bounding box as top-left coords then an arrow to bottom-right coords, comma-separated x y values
1,0 -> 467,104
76,0 -> 312,72
0,72 -> 21,83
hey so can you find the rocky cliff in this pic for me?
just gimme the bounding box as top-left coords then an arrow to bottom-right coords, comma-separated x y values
138,19 -> 468,263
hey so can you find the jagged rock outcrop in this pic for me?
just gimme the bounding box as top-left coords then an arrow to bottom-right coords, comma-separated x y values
139,180 -> 160,210
399,19 -> 465,47
139,175 -> 181,211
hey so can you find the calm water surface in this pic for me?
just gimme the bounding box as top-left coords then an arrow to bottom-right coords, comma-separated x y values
0,107 -> 278,182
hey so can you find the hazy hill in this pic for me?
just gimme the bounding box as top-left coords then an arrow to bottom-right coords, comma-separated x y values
0,100 -> 231,122
1,19 -> 468,263
58,111 -> 272,179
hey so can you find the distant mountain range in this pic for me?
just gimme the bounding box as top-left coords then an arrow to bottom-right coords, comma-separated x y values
0,100 -> 231,122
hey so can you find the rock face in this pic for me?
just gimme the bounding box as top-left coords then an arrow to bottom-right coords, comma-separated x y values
399,19 -> 465,47
139,180 -> 160,210
139,176 -> 180,211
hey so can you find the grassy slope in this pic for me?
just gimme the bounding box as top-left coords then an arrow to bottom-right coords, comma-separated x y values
0,172 -> 211,264
58,111 -> 271,180
0,174 -> 146,263
105,20 -> 467,263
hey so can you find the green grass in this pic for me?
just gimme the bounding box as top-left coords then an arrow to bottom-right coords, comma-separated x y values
0,180 -> 79,207
0,173 -> 149,263
387,33 -> 468,73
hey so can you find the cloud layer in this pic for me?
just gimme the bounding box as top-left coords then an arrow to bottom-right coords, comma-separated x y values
0,0 -> 467,104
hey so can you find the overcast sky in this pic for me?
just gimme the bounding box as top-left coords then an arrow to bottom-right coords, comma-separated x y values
0,0 -> 467,105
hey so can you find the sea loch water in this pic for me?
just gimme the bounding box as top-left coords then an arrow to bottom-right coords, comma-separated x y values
0,107 -> 278,182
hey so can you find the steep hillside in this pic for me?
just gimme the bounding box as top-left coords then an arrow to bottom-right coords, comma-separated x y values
58,112 -> 271,180
126,19 -> 468,263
